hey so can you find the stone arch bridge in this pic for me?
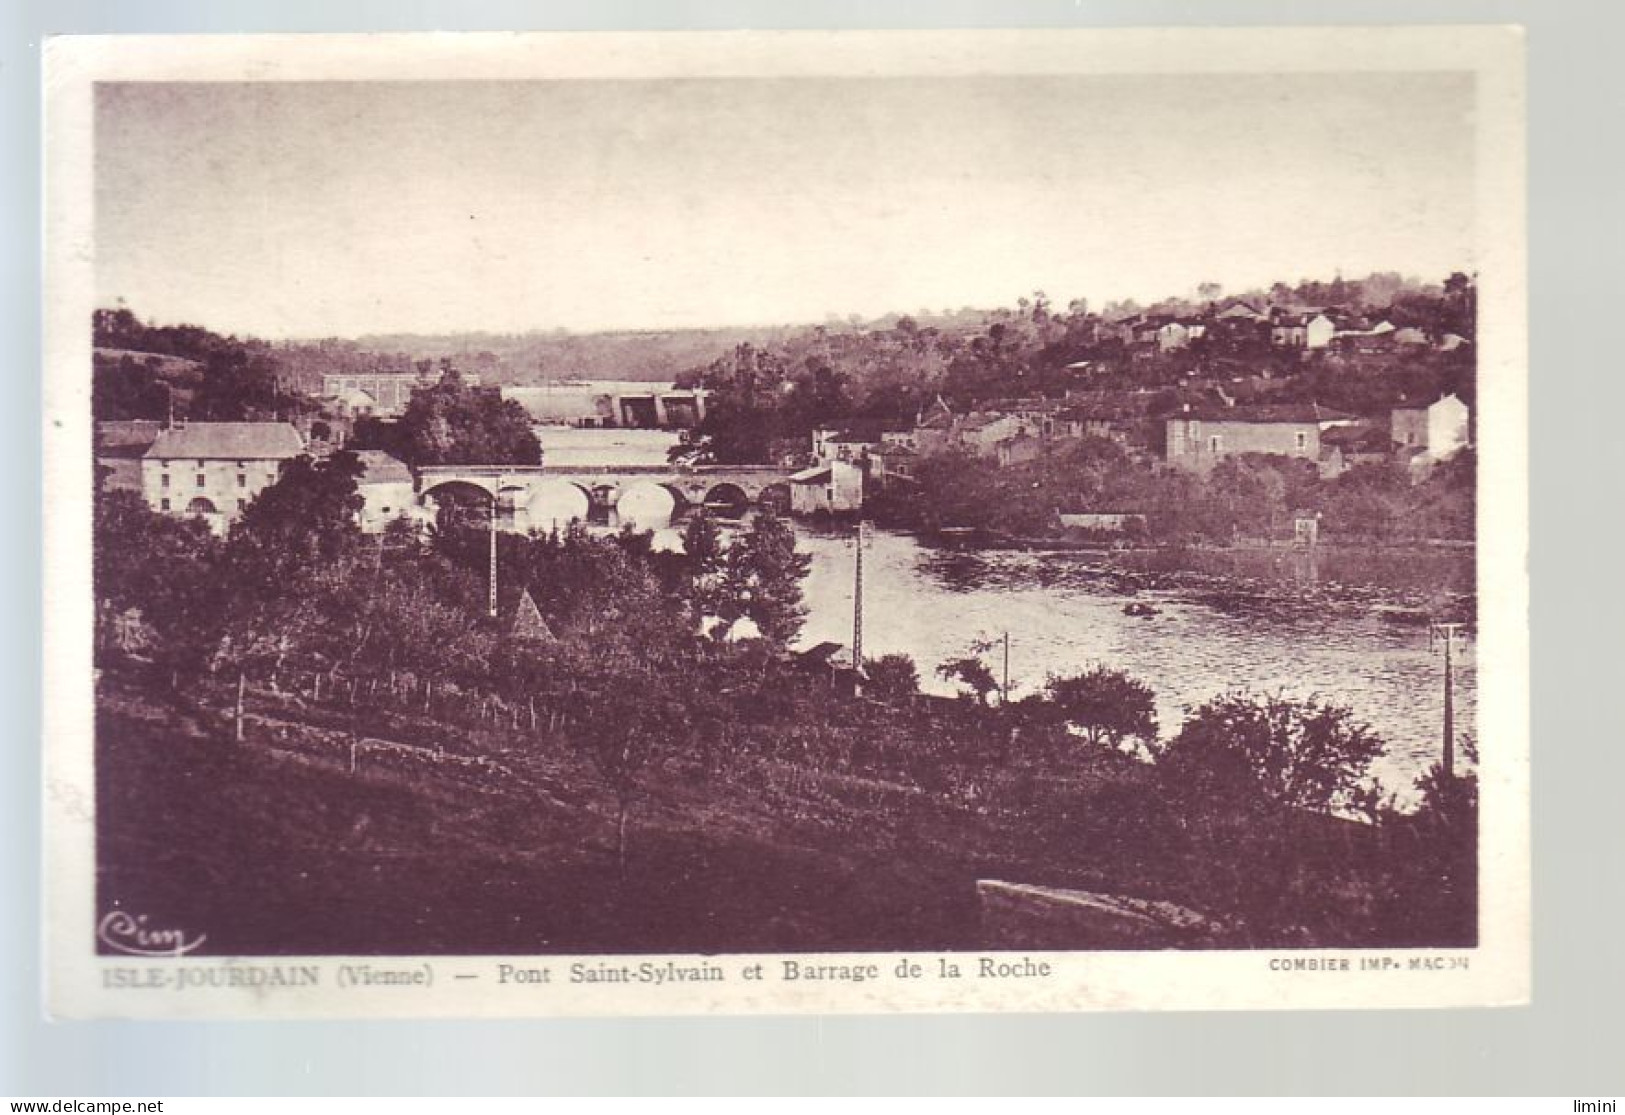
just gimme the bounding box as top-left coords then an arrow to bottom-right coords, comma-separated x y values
415,464 -> 794,531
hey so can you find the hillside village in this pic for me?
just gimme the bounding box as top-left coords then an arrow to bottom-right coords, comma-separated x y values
746,279 -> 1478,538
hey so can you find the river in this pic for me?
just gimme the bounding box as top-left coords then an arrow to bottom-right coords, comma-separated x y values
793,524 -> 1475,804
535,416 -> 1475,805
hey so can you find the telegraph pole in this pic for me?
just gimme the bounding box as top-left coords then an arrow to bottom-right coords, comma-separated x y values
1002,631 -> 1011,706
488,480 -> 500,619
852,519 -> 866,670
1431,622 -> 1464,779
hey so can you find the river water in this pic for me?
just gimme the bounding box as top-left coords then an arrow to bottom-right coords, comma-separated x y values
793,525 -> 1475,804
536,417 -> 1475,804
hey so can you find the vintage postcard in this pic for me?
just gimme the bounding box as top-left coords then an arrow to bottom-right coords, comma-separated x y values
43,28 -> 1528,1018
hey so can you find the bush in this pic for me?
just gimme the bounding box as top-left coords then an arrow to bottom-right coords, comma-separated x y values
1042,666 -> 1159,757
1159,692 -> 1386,816
865,653 -> 920,701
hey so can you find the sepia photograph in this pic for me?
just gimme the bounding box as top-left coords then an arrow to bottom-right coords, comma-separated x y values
43,28 -> 1529,1017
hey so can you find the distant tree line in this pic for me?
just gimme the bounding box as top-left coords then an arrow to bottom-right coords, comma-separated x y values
92,307 -> 314,424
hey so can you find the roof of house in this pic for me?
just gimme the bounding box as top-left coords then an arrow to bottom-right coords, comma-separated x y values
144,422 -> 306,461
819,417 -> 910,443
1320,425 -> 1392,451
959,411 -> 1021,432
1392,392 -> 1467,415
96,419 -> 164,457
1060,392 -> 1155,421
796,641 -> 845,665
1174,402 -> 1355,425
354,449 -> 413,484
336,387 -> 379,408
789,465 -> 832,483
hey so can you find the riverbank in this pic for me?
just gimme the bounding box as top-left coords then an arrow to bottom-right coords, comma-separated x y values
95,660 -> 1474,955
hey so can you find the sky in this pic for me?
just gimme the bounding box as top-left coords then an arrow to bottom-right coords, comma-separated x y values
95,74 -> 1475,339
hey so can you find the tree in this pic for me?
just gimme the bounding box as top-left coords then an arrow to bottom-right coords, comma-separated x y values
681,510 -> 727,619
1043,666 -> 1159,756
718,508 -> 810,646
1160,692 -> 1386,815
92,489 -> 219,667
573,679 -> 691,880
1204,455 -> 1290,541
397,368 -> 541,466
937,655 -> 999,707
210,452 -> 371,697
865,653 -> 920,701
231,452 -> 366,571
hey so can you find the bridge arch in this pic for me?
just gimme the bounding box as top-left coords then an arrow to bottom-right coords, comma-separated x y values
616,480 -> 688,529
421,479 -> 496,532
519,478 -> 593,533
421,478 -> 495,505
702,482 -> 751,518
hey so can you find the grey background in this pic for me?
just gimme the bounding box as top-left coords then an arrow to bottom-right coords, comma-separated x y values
3,0 -> 1617,1097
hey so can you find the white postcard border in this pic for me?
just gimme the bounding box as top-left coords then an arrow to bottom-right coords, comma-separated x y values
43,26 -> 1530,1019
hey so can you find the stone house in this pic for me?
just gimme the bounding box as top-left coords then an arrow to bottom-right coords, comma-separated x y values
995,430 -> 1044,467
1164,402 -> 1358,475
1269,310 -> 1337,350
867,442 -> 918,484
1390,393 -> 1471,461
956,412 -> 1033,458
141,421 -> 306,534
812,418 -> 911,465
789,459 -> 865,515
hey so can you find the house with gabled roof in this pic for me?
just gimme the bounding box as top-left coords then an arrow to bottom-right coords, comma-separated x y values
141,421 -> 306,533
1164,402 -> 1358,475
1215,300 -> 1267,322
1391,393 -> 1470,463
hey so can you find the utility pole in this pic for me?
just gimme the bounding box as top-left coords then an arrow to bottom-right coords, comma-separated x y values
1430,622 -> 1464,779
1002,631 -> 1011,706
488,480 -> 500,619
852,519 -> 866,670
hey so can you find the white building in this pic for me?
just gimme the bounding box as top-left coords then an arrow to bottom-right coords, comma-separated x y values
1305,313 -> 1338,350
354,450 -> 424,533
1391,393 -> 1471,462
141,422 -> 306,534
788,459 -> 864,515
